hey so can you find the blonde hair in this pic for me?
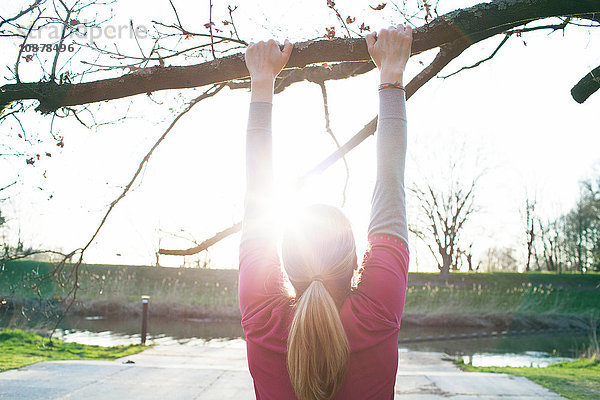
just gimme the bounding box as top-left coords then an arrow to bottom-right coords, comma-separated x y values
282,204 -> 356,400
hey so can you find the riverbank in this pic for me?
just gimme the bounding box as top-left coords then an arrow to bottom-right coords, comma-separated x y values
2,260 -> 599,330
456,357 -> 600,400
0,329 -> 146,372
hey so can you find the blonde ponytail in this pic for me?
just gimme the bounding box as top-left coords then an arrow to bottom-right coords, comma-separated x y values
287,280 -> 350,400
282,204 -> 356,400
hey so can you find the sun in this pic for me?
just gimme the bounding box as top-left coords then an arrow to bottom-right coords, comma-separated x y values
272,184 -> 308,235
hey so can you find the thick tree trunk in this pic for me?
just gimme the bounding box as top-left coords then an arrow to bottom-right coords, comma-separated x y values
440,253 -> 452,278
2,0 -> 600,112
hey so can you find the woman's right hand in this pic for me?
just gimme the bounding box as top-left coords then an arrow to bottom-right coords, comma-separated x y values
365,24 -> 413,83
245,39 -> 293,83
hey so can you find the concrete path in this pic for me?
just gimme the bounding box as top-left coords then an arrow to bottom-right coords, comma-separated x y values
0,340 -> 564,399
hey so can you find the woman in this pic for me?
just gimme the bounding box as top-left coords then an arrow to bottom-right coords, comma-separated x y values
239,24 -> 412,400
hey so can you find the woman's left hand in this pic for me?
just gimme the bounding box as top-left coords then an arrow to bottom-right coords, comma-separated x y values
245,39 -> 293,82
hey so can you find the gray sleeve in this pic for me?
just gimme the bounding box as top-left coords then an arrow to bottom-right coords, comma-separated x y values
368,89 -> 409,244
241,101 -> 276,243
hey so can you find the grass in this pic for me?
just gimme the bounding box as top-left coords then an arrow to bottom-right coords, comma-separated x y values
404,272 -> 600,315
1,260 -> 599,324
0,260 -> 240,319
0,328 -> 147,372
456,357 -> 600,400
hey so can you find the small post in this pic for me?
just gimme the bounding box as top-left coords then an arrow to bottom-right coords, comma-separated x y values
141,295 -> 150,345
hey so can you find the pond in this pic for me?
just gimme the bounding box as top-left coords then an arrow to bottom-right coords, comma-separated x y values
3,314 -> 590,368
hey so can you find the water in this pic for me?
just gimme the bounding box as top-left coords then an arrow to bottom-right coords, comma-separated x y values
3,314 -> 591,367
397,325 -> 586,366
460,351 -> 572,368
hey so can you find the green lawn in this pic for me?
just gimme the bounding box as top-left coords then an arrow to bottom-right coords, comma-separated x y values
0,329 -> 147,372
457,358 -> 600,400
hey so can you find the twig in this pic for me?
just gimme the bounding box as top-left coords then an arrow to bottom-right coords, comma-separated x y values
152,21 -> 247,45
50,0 -> 71,81
227,5 -> 241,42
208,0 -> 216,59
316,80 -> 349,207
15,8 -> 43,83
439,34 -> 510,79
80,40 -> 225,62
63,107 -> 91,129
130,19 -> 147,64
0,0 -> 43,29
167,0 -> 184,29
441,19 -> 571,79
327,2 -> 353,38
0,181 -> 17,192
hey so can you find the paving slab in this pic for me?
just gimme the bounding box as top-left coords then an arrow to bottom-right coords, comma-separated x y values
0,341 -> 565,399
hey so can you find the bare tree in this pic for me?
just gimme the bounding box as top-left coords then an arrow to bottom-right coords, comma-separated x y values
524,196 -> 537,272
538,216 -> 566,273
563,181 -> 600,273
457,243 -> 475,272
536,177 -> 600,274
482,246 -> 518,272
410,174 -> 479,278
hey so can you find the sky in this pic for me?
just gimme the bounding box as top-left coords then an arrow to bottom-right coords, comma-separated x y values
1,0 -> 600,272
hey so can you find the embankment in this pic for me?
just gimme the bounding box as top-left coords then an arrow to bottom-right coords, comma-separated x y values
1,261 -> 599,330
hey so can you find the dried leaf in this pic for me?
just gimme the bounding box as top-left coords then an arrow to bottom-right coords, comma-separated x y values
370,3 -> 386,11
324,26 -> 336,39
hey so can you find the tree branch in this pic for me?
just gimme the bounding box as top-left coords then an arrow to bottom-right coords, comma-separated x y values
0,181 -> 17,193
571,65 -> 600,103
158,222 -> 242,256
0,0 -> 43,29
226,61 -> 375,94
3,0 -> 599,112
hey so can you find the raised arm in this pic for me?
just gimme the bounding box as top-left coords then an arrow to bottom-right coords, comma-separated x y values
241,39 -> 293,242
366,25 -> 412,245
348,26 -> 412,327
239,39 -> 293,324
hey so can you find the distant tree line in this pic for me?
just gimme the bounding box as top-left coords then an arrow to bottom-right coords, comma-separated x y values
482,176 -> 600,274
532,176 -> 600,273
412,166 -> 600,275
